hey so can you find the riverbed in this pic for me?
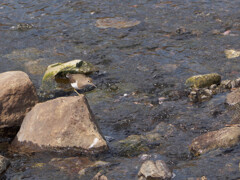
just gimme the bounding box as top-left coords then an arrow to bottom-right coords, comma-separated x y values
0,0 -> 239,179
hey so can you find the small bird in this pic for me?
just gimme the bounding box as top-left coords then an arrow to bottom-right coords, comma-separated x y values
66,73 -> 96,96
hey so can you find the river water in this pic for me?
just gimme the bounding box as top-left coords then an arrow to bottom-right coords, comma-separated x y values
0,0 -> 239,179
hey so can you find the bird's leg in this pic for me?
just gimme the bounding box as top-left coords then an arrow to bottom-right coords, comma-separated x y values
74,89 -> 81,96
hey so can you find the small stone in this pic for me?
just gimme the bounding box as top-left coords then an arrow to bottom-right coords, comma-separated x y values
234,78 -> 240,88
92,171 -> 108,180
221,80 -> 232,89
225,49 -> 240,59
203,89 -> 212,96
210,84 -> 217,90
138,160 -> 172,180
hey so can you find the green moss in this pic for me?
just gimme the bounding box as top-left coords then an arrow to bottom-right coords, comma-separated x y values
186,73 -> 221,88
42,72 -> 55,82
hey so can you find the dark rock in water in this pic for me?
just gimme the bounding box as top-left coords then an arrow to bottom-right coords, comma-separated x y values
96,17 -> 140,29
189,125 -> 240,156
49,157 -> 109,176
112,135 -> 149,157
11,96 -> 108,154
0,71 -> 38,136
0,155 -> 10,175
138,160 -> 172,180
186,73 -> 221,88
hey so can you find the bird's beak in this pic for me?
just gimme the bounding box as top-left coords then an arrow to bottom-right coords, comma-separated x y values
91,83 -> 97,88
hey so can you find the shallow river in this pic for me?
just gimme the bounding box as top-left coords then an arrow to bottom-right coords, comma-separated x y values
0,0 -> 240,179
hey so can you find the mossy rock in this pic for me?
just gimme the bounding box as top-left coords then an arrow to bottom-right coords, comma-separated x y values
113,135 -> 149,157
185,73 -> 221,88
41,59 -> 97,95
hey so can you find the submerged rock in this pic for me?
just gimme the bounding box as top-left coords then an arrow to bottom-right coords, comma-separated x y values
186,73 -> 221,88
49,157 -> 109,176
96,17 -> 140,29
0,155 -> 10,175
0,71 -> 38,136
138,160 -> 172,180
189,125 -> 240,156
41,59 -> 97,95
12,95 -> 108,154
3,48 -> 42,62
112,135 -> 149,157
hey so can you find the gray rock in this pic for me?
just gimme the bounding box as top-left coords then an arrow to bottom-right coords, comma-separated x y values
138,160 -> 172,180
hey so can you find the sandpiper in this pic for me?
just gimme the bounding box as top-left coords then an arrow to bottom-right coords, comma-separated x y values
66,73 -> 96,96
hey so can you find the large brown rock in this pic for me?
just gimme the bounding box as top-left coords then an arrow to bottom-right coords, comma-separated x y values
11,96 -> 108,154
189,125 -> 240,156
0,71 -> 38,134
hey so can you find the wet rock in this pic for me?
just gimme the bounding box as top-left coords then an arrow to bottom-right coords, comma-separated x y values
49,157 -> 109,176
0,155 -> 10,175
0,71 -> 38,136
138,160 -> 172,180
41,59 -> 97,94
12,96 -> 108,154
92,171 -> 108,180
226,89 -> 240,105
96,17 -> 140,29
225,49 -> 240,59
189,125 -> 240,156
113,135 -> 149,157
186,73 -> 221,88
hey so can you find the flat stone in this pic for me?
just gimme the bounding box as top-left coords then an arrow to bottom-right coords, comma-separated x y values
225,49 -> 240,59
